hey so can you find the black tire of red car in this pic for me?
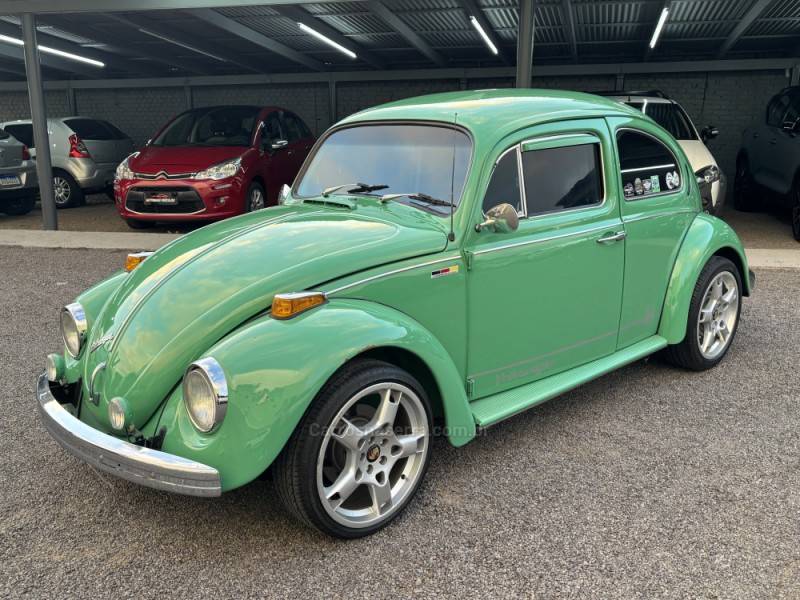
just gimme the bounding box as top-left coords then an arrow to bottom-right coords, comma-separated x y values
0,195 -> 35,216
246,181 -> 266,212
125,218 -> 155,230
792,176 -> 800,242
732,155 -> 757,212
52,169 -> 85,209
663,256 -> 742,371
274,359 -> 433,538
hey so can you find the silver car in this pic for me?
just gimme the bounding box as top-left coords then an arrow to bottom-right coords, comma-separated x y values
0,127 -> 38,216
0,117 -> 134,208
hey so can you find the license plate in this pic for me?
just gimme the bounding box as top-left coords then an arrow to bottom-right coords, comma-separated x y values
0,174 -> 20,186
144,192 -> 177,205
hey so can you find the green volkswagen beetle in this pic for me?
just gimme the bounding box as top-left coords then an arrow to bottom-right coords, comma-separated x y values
38,89 -> 753,538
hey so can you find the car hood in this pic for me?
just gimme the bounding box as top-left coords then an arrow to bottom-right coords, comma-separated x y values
129,145 -> 247,174
81,203 -> 448,430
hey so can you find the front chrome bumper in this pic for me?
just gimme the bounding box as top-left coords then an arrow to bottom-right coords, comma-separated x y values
36,374 -> 221,497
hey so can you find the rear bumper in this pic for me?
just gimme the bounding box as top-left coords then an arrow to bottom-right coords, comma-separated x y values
0,161 -> 38,198
36,373 -> 221,497
67,158 -> 117,191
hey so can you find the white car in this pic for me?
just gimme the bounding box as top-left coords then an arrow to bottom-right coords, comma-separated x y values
0,117 -> 134,208
595,91 -> 726,215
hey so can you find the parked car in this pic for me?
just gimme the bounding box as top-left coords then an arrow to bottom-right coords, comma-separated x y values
0,127 -> 38,216
0,117 -> 134,209
38,90 -> 753,538
113,105 -> 314,229
595,90 -> 726,215
736,86 -> 800,241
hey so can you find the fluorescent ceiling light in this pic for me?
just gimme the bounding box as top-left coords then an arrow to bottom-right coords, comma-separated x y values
649,7 -> 669,49
0,33 -> 104,67
470,16 -> 498,56
138,28 -> 226,62
298,22 -> 356,59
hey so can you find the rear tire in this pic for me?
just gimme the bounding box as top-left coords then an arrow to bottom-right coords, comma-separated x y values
274,359 -> 433,538
125,218 -> 155,230
52,170 -> 85,209
733,155 -> 757,212
0,195 -> 35,216
663,256 -> 742,371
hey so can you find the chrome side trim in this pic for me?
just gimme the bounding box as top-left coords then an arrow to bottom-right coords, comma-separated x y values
620,163 -> 676,174
622,208 -> 696,224
472,222 -> 613,256
326,255 -> 462,296
36,373 -> 221,497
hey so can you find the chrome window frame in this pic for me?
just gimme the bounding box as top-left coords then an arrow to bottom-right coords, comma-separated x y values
615,127 -> 684,202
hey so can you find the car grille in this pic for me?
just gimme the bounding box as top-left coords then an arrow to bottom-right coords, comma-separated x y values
134,171 -> 195,180
125,187 -> 205,214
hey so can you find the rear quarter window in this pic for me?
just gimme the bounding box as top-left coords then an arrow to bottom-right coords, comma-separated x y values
617,129 -> 682,200
64,118 -> 121,140
4,124 -> 34,148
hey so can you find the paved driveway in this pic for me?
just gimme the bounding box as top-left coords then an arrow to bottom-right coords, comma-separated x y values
1,247 -> 797,599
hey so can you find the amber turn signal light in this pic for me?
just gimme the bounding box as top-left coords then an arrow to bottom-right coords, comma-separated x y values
125,251 -> 153,272
271,292 -> 326,320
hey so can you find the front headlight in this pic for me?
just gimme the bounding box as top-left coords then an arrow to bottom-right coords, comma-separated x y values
60,302 -> 87,358
115,152 -> 138,181
183,357 -> 228,433
193,158 -> 242,181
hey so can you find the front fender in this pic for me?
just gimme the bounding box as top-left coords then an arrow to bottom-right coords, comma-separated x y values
156,298 -> 475,492
658,214 -> 751,344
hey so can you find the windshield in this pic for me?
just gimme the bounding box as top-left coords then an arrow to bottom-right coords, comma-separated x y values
152,106 -> 259,147
626,101 -> 697,141
295,124 -> 472,210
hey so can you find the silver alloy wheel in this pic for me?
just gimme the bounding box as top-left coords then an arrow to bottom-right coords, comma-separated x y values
249,187 -> 265,211
696,271 -> 739,360
316,382 -> 430,529
53,176 -> 71,206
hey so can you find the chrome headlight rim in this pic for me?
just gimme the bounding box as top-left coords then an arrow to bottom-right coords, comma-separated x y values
60,302 -> 88,358
182,357 -> 228,433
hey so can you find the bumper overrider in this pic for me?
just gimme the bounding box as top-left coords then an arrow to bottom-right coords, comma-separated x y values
36,373 -> 221,497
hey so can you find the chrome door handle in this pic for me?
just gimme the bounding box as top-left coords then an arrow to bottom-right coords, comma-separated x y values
596,231 -> 626,244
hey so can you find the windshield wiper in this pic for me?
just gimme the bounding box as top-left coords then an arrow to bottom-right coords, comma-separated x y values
380,192 -> 454,208
321,182 -> 389,197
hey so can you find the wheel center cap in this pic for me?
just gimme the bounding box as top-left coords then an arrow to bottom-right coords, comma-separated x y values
366,445 -> 380,462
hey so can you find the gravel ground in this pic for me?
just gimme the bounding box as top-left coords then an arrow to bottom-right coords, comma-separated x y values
1,246 -> 798,599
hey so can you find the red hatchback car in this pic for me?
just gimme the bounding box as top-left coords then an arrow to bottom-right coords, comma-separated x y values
114,105 -> 314,228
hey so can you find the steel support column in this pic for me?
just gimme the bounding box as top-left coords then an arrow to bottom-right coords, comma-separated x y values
22,13 -> 57,230
516,0 -> 534,88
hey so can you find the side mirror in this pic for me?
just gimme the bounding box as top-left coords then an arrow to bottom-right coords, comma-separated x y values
782,119 -> 799,134
271,139 -> 289,151
700,125 -> 719,142
476,203 -> 519,233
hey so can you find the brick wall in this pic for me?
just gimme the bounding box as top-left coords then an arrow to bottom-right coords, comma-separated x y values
0,68 -> 789,182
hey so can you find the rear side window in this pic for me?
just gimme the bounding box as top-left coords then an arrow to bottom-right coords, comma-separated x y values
0,128 -> 8,140
520,143 -> 603,215
482,149 -> 521,214
766,92 -> 791,127
64,118 -> 118,140
617,129 -> 681,200
4,124 -> 34,148
626,101 -> 696,140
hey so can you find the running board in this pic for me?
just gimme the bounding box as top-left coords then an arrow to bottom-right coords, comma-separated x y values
470,335 -> 668,428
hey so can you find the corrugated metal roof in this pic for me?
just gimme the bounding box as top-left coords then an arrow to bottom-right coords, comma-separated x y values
2,0 -> 797,80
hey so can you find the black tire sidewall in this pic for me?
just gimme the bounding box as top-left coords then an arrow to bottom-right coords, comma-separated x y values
733,156 -> 755,212
245,182 -> 265,212
286,360 -> 433,538
792,180 -> 800,242
685,257 -> 743,370
1,195 -> 35,215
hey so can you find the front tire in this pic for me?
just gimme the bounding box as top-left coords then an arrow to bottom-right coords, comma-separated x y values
663,256 -> 742,371
245,181 -> 266,212
274,359 -> 433,538
791,177 -> 800,242
733,155 -> 757,212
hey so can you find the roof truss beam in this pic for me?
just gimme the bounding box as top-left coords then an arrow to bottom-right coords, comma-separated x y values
367,0 -> 448,67
272,5 -> 385,69
561,0 -> 578,60
0,0 -> 354,15
186,8 -> 325,72
717,0 -> 774,58
0,39 -> 100,77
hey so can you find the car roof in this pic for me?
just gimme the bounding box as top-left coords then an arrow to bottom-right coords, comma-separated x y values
338,88 -> 643,149
602,95 -> 674,105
